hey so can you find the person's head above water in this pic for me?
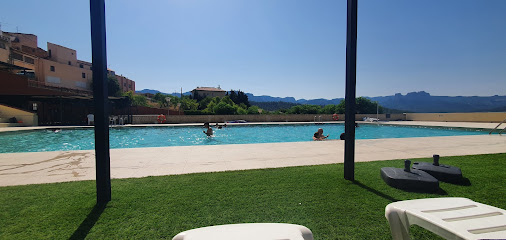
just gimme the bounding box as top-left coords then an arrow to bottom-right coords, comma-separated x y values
318,128 -> 323,134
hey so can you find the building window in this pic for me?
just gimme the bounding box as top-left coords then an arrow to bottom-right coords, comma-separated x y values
24,56 -> 35,64
50,66 -> 55,72
12,52 -> 23,61
68,61 -> 71,65
48,49 -> 51,57
82,73 -> 86,78
0,42 -> 5,49
79,64 -> 83,68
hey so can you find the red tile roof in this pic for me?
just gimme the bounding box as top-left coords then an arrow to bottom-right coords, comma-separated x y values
193,87 -> 225,92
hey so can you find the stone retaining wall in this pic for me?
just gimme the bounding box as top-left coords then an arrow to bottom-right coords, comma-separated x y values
132,113 -> 405,124
405,112 -> 506,123
131,112 -> 506,124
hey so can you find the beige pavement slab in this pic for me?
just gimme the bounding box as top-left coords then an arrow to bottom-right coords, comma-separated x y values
0,134 -> 505,187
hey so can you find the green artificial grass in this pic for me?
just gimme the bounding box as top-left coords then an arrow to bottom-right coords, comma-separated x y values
1,153 -> 505,239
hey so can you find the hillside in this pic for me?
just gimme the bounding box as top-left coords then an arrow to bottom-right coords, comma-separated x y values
137,89 -> 506,113
370,92 -> 506,113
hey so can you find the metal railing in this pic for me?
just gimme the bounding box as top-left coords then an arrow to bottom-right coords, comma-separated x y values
489,118 -> 506,135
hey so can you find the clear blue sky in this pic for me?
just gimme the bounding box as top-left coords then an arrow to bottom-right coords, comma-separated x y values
1,0 -> 505,99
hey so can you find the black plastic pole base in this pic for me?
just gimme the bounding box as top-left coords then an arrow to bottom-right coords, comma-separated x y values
412,162 -> 463,183
381,167 -> 439,193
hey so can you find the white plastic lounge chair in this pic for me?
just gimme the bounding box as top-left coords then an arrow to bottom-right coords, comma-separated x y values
385,197 -> 506,240
172,223 -> 313,240
363,117 -> 379,122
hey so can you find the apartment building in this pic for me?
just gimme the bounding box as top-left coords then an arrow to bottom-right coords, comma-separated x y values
0,31 -> 138,126
0,31 -> 134,94
107,69 -> 135,93
116,75 -> 135,93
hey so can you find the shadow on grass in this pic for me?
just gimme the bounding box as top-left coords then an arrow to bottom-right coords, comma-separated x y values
352,180 -> 400,202
68,203 -> 107,240
445,177 -> 472,186
405,187 -> 448,195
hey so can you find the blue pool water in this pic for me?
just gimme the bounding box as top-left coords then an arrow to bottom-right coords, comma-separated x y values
0,123 -> 488,153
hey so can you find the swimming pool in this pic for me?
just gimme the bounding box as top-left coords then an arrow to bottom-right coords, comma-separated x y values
0,123 -> 490,153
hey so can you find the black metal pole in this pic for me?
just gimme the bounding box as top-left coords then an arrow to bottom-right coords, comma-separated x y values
344,0 -> 358,181
90,0 -> 111,204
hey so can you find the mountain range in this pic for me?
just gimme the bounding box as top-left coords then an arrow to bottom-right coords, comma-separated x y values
136,89 -> 506,113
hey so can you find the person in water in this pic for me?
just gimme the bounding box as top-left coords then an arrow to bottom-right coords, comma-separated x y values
203,122 -> 213,136
340,132 -> 345,140
313,128 -> 329,141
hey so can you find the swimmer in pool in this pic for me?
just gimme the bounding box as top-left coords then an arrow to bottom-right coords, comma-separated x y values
203,122 -> 213,136
313,128 -> 329,141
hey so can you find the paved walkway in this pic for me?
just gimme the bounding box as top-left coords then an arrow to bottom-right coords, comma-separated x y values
0,133 -> 504,187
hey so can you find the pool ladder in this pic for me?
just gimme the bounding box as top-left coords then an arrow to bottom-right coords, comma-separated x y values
489,118 -> 506,135
314,116 -> 322,125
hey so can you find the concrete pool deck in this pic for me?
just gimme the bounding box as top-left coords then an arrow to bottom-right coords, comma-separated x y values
0,121 -> 504,187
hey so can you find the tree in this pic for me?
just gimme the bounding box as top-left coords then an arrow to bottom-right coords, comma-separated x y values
220,96 -> 235,106
123,91 -> 149,106
247,105 -> 260,114
320,104 -> 344,114
287,105 -> 321,114
107,75 -> 121,97
181,97 -> 198,111
198,97 -> 212,110
237,107 -> 248,115
356,97 -> 383,114
192,91 -> 203,101
153,92 -> 169,108
132,95 -> 149,106
203,97 -> 220,114
229,90 -> 238,104
167,95 -> 181,107
214,102 -> 236,115
237,91 -> 250,107
92,75 -> 121,96
335,97 -> 383,114
229,90 -> 251,107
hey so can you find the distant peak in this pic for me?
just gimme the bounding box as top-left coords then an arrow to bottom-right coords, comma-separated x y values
406,91 -> 431,97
